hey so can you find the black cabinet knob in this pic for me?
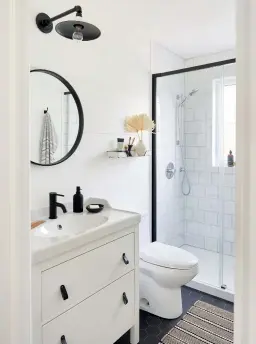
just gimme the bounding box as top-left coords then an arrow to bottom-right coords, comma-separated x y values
60,285 -> 69,300
61,335 -> 67,344
122,253 -> 129,265
123,292 -> 129,305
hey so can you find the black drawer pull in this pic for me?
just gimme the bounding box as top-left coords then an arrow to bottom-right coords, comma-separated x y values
123,292 -> 129,305
122,253 -> 129,265
60,285 -> 69,300
61,335 -> 67,344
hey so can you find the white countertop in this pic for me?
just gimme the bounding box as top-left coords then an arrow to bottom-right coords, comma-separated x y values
31,206 -> 141,264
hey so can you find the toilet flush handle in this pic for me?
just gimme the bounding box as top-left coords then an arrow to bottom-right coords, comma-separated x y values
122,253 -> 129,265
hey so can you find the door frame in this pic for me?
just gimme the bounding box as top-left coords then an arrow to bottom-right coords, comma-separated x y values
0,0 -> 30,343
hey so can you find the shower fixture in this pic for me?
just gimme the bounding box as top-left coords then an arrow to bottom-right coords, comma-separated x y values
36,6 -> 101,42
178,88 -> 199,107
176,88 -> 199,196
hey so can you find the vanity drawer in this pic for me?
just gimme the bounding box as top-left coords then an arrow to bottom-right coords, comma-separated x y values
42,271 -> 135,344
42,233 -> 134,323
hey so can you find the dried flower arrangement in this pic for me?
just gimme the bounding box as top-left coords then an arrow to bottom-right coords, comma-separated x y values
124,114 -> 155,140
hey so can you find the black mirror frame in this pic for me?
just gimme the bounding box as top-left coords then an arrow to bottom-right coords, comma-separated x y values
30,69 -> 84,166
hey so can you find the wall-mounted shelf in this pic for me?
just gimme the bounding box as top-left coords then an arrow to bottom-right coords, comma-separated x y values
107,151 -> 151,159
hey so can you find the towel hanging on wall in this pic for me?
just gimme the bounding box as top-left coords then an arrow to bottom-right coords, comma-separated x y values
40,110 -> 58,164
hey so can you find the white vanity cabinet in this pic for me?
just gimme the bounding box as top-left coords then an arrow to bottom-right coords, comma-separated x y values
32,224 -> 140,344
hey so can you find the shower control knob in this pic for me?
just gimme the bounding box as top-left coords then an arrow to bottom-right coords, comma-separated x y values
166,162 -> 176,179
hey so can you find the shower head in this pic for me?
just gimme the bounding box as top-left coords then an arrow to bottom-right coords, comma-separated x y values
189,89 -> 199,96
178,88 -> 199,107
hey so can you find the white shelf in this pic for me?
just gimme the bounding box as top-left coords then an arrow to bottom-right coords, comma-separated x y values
107,151 -> 151,159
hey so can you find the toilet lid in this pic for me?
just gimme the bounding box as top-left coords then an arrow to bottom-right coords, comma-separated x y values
140,242 -> 198,270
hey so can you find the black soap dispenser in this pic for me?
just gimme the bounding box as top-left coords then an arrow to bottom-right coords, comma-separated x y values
73,186 -> 84,213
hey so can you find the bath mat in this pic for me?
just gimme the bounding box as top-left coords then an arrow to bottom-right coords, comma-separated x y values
161,300 -> 234,344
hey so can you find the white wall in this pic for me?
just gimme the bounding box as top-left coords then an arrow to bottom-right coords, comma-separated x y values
30,2 -> 180,248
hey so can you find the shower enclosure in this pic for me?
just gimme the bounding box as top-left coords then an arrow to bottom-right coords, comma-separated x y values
152,59 -> 236,301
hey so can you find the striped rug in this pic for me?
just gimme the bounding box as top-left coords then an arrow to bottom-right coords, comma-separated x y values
161,300 -> 234,344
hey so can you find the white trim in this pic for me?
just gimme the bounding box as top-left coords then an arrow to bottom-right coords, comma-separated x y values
235,0 -> 256,343
0,0 -> 30,343
187,280 -> 234,303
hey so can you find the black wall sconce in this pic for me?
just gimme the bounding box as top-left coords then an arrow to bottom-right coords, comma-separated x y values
36,5 -> 101,41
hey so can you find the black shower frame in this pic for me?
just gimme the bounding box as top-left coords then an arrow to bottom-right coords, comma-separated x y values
151,58 -> 236,242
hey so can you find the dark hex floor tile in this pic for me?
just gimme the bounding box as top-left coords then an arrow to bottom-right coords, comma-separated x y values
146,325 -> 161,336
115,286 -> 234,344
146,315 -> 162,327
140,334 -> 161,344
140,329 -> 148,341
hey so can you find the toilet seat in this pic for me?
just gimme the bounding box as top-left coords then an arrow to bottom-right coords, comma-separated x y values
140,242 -> 198,270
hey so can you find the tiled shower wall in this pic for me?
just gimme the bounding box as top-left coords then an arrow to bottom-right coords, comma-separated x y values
183,53 -> 236,256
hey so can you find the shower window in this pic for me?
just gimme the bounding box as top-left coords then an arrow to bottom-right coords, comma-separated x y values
212,77 -> 236,167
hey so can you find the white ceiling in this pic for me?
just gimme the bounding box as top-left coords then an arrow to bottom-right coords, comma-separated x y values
150,0 -> 236,58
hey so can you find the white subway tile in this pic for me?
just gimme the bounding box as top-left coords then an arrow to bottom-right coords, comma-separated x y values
194,109 -> 206,121
224,229 -> 235,243
232,188 -> 236,201
231,243 -> 236,257
223,242 -> 232,256
185,159 -> 194,171
194,159 -> 207,171
184,121 -> 205,134
206,185 -> 219,198
191,185 -> 205,197
199,198 -> 221,212
188,171 -> 199,184
205,237 -> 219,252
199,172 -> 211,185
224,167 -> 235,174
206,226 -> 221,239
224,201 -> 235,215
232,215 -> 236,229
187,222 -> 203,235
224,174 -> 235,187
223,214 -> 232,228
185,234 -> 205,249
185,109 -> 194,121
185,208 -> 194,220
186,147 -> 200,159
186,196 -> 198,209
211,173 -> 220,186
186,134 -> 206,147
199,147 -> 208,159
205,212 -> 218,225
223,187 -> 232,201
194,210 -> 205,223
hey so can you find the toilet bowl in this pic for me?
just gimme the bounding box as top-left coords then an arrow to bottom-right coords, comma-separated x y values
139,242 -> 198,319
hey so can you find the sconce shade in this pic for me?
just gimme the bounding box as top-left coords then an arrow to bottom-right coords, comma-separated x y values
55,20 -> 101,41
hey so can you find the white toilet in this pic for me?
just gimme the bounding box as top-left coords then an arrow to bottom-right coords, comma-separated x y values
140,242 -> 198,319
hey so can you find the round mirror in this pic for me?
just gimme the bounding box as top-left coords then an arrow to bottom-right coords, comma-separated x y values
30,69 -> 84,166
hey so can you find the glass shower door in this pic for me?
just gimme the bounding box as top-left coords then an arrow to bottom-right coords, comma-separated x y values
219,62 -> 236,293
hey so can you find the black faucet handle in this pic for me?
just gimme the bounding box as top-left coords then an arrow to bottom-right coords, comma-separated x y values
57,194 -> 65,197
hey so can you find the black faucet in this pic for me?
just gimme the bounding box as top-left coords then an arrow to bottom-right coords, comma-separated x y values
49,192 -> 67,219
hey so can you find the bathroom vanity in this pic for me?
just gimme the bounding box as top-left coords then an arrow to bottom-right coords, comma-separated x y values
31,205 -> 140,344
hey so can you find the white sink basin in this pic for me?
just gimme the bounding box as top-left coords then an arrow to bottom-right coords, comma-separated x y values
34,213 -> 108,238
